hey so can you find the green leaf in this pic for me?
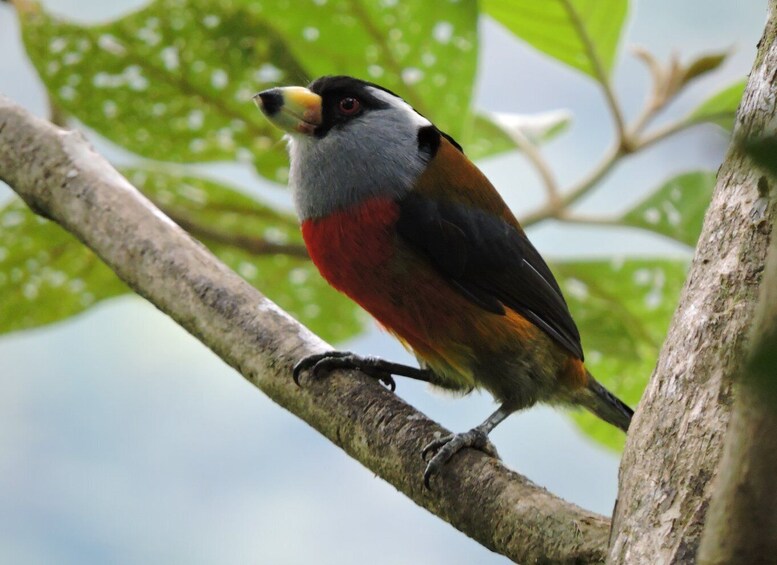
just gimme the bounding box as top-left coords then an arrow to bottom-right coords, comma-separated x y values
688,79 -> 746,131
241,0 -> 480,143
466,114 -> 526,160
681,51 -> 728,86
482,0 -> 628,80
21,0 -> 515,171
19,0 -> 307,182
620,171 -> 716,247
124,168 -> 364,342
0,198 -> 127,335
465,109 -> 571,160
554,258 -> 688,450
0,170 -> 365,343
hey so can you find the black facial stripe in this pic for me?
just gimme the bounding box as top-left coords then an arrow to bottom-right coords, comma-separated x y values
308,76 -> 397,138
308,75 -> 401,100
416,124 -> 464,160
417,125 -> 441,160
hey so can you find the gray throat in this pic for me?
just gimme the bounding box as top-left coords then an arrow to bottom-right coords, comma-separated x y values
288,104 -> 430,220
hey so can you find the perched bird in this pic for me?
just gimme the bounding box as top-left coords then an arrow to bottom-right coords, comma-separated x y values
255,76 -> 633,486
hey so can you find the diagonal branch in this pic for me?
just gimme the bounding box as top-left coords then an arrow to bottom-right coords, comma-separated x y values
0,94 -> 609,564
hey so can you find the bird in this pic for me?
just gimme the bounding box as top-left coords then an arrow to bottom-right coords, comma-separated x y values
254,75 -> 633,486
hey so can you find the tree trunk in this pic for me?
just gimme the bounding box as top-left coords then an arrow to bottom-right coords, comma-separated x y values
696,149 -> 777,562
609,5 -> 777,563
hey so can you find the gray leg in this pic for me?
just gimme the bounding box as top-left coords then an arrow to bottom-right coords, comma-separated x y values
421,404 -> 513,488
293,350 -> 438,391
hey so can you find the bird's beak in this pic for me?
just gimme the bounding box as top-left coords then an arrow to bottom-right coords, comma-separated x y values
253,86 -> 322,135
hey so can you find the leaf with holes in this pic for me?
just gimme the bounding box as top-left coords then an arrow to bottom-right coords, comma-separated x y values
0,197 -> 127,335
19,0 -> 306,182
620,171 -> 716,247
0,169 -> 364,343
235,0 -> 482,145
124,168 -> 364,342
688,79 -> 746,131
482,0 -> 628,80
20,0 -> 517,174
554,259 -> 687,450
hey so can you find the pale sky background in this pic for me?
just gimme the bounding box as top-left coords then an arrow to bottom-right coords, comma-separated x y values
0,1 -> 768,563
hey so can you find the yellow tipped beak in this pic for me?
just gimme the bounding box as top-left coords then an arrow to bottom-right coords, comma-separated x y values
253,86 -> 322,135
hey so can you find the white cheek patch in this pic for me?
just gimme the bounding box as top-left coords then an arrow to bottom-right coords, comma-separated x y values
366,86 -> 431,129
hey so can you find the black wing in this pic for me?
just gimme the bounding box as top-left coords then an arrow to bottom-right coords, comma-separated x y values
396,192 -> 583,360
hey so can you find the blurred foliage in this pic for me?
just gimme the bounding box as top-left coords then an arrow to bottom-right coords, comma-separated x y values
689,79 -> 747,131
5,0 -> 748,449
482,0 -> 628,79
621,171 -> 717,247
556,259 -> 687,450
0,199 -> 127,333
21,0 -> 296,181
126,168 -> 363,341
0,170 -> 362,342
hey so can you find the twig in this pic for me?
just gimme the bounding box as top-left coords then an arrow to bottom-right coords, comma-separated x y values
556,212 -> 621,227
508,127 -> 562,207
560,0 -> 627,143
519,111 -> 735,229
521,142 -> 623,228
636,113 -> 734,150
164,209 -> 310,258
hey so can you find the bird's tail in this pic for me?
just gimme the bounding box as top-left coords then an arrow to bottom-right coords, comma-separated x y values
576,372 -> 633,432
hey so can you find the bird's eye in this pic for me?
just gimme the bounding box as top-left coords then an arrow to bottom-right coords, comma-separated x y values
338,97 -> 361,115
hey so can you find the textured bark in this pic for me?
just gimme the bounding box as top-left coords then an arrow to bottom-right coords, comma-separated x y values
0,95 -> 609,564
696,149 -> 777,562
609,7 -> 777,564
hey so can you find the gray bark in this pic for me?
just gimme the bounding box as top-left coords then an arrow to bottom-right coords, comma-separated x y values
696,120 -> 777,564
608,5 -> 777,563
0,95 -> 609,564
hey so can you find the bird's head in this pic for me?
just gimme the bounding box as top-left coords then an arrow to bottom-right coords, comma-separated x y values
254,75 -> 448,220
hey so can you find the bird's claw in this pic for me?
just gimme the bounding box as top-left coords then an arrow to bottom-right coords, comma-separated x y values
292,351 -> 397,391
421,428 -> 499,489
292,351 -> 350,385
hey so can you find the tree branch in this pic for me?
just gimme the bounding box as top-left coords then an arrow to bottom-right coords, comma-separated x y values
608,8 -> 777,562
521,143 -> 622,228
506,127 -> 562,208
0,94 -> 610,564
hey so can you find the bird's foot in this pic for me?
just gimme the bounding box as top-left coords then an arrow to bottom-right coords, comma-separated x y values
421,428 -> 500,489
292,351 -> 396,391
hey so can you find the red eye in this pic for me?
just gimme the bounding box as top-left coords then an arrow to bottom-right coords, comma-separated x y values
338,97 -> 360,115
